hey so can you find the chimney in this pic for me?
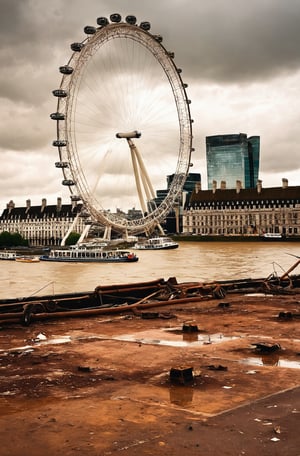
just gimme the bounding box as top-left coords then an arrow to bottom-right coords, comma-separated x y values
256,179 -> 262,194
25,199 -> 31,213
57,197 -> 62,210
195,182 -> 201,193
282,178 -> 288,189
220,180 -> 226,190
212,180 -> 217,194
236,180 -> 242,194
41,198 -> 47,213
6,200 -> 15,214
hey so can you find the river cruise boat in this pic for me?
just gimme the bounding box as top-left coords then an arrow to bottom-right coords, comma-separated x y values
134,237 -> 179,250
0,251 -> 18,260
39,244 -> 138,263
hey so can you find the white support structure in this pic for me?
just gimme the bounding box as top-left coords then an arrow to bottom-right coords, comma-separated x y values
61,214 -> 79,246
125,136 -> 156,214
77,223 -> 92,244
117,132 -> 165,235
103,225 -> 112,241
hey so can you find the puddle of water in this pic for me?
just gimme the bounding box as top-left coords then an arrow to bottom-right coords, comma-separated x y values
169,385 -> 194,406
0,396 -> 57,417
114,329 -> 237,347
38,336 -> 72,345
182,332 -> 199,342
240,357 -> 300,369
0,336 -> 72,354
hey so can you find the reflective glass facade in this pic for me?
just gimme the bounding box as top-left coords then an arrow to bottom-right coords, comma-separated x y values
167,173 -> 201,194
206,133 -> 260,189
152,173 -> 201,207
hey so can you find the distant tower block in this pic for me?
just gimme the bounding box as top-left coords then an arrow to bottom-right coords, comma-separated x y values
206,133 -> 260,189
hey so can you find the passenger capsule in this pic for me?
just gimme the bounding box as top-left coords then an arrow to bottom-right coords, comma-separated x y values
177,68 -> 182,74
53,140 -> 67,147
84,25 -> 96,34
55,161 -> 69,168
97,17 -> 109,26
62,179 -> 75,186
140,21 -> 151,31
52,89 -> 67,98
59,65 -> 73,75
50,112 -> 65,121
183,83 -> 188,88
125,15 -> 137,25
110,13 -> 122,23
70,195 -> 81,201
70,42 -> 84,52
168,52 -> 175,58
153,34 -> 163,43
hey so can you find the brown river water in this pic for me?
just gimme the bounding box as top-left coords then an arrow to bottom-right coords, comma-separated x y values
1,241 -> 300,299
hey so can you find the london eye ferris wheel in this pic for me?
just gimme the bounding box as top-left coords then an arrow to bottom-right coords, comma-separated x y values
52,13 -> 194,238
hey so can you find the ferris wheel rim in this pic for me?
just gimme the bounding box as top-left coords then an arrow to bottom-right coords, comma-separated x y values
53,16 -> 193,235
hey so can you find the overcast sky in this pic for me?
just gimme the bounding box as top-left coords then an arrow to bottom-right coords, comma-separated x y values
0,0 -> 299,212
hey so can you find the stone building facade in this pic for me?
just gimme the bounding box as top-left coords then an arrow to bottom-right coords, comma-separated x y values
0,198 -> 84,246
2,179 -> 300,244
183,179 -> 300,237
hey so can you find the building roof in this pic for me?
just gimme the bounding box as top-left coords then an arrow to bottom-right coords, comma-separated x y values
188,185 -> 300,206
0,202 -> 83,221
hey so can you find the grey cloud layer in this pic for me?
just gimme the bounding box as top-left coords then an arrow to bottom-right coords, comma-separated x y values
2,0 -> 300,88
0,0 -> 299,208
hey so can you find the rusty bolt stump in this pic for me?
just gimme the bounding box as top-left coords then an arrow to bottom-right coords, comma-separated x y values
170,366 -> 194,385
182,321 -> 199,333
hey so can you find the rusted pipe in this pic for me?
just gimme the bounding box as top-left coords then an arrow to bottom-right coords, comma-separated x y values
280,259 -> 300,281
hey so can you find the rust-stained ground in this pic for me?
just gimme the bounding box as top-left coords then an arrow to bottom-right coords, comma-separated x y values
0,291 -> 299,455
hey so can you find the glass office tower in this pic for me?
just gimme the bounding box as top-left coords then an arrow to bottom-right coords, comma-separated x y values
151,173 -> 201,208
206,133 -> 260,189
167,172 -> 201,194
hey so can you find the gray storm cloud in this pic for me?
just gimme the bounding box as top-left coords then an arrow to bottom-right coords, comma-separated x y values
0,0 -> 299,209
